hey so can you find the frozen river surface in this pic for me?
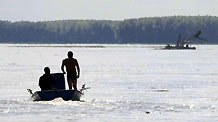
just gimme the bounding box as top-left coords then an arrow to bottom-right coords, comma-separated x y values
0,44 -> 218,122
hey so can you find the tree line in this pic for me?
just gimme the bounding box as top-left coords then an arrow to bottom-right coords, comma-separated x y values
0,16 -> 218,44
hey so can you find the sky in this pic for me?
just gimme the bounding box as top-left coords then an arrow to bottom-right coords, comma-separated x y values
0,0 -> 217,22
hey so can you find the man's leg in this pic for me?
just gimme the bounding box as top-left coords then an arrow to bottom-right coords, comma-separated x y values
72,79 -> 77,90
67,78 -> 73,90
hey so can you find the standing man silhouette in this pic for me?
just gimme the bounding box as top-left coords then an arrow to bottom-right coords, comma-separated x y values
61,51 -> 80,90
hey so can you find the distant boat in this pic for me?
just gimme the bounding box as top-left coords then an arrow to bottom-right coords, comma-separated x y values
163,30 -> 208,50
27,73 -> 89,101
164,44 -> 196,50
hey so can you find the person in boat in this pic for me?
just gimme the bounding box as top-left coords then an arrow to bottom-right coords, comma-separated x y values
61,51 -> 80,90
39,67 -> 55,91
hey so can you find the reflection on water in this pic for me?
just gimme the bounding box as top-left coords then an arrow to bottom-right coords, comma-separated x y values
0,44 -> 218,121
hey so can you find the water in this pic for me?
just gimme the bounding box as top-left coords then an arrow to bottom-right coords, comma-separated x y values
0,44 -> 218,122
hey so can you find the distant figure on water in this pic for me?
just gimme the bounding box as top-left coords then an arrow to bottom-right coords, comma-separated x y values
61,51 -> 80,90
39,67 -> 55,91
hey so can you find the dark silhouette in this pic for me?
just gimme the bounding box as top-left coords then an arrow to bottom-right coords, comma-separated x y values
61,51 -> 80,90
39,67 -> 55,91
164,30 -> 208,50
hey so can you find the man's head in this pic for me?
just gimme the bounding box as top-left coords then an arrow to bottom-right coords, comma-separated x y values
44,67 -> 50,75
68,51 -> 73,58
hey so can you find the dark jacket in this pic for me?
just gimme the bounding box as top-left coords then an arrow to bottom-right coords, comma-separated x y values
39,74 -> 55,90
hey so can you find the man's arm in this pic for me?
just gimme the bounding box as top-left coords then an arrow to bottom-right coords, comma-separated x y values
39,77 -> 41,87
61,60 -> 66,74
39,77 -> 43,90
76,60 -> 80,78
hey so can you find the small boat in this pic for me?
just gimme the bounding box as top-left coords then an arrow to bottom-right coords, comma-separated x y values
164,44 -> 196,50
28,73 -> 89,101
31,89 -> 82,101
163,31 -> 207,50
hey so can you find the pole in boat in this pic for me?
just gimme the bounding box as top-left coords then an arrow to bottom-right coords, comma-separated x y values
27,89 -> 33,95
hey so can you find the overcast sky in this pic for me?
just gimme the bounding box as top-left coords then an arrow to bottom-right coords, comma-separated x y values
0,0 -> 217,21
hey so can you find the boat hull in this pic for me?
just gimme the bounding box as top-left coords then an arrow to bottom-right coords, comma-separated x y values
164,46 -> 196,50
31,90 -> 82,101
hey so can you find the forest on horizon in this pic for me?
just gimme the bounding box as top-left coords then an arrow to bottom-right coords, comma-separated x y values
0,16 -> 218,44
